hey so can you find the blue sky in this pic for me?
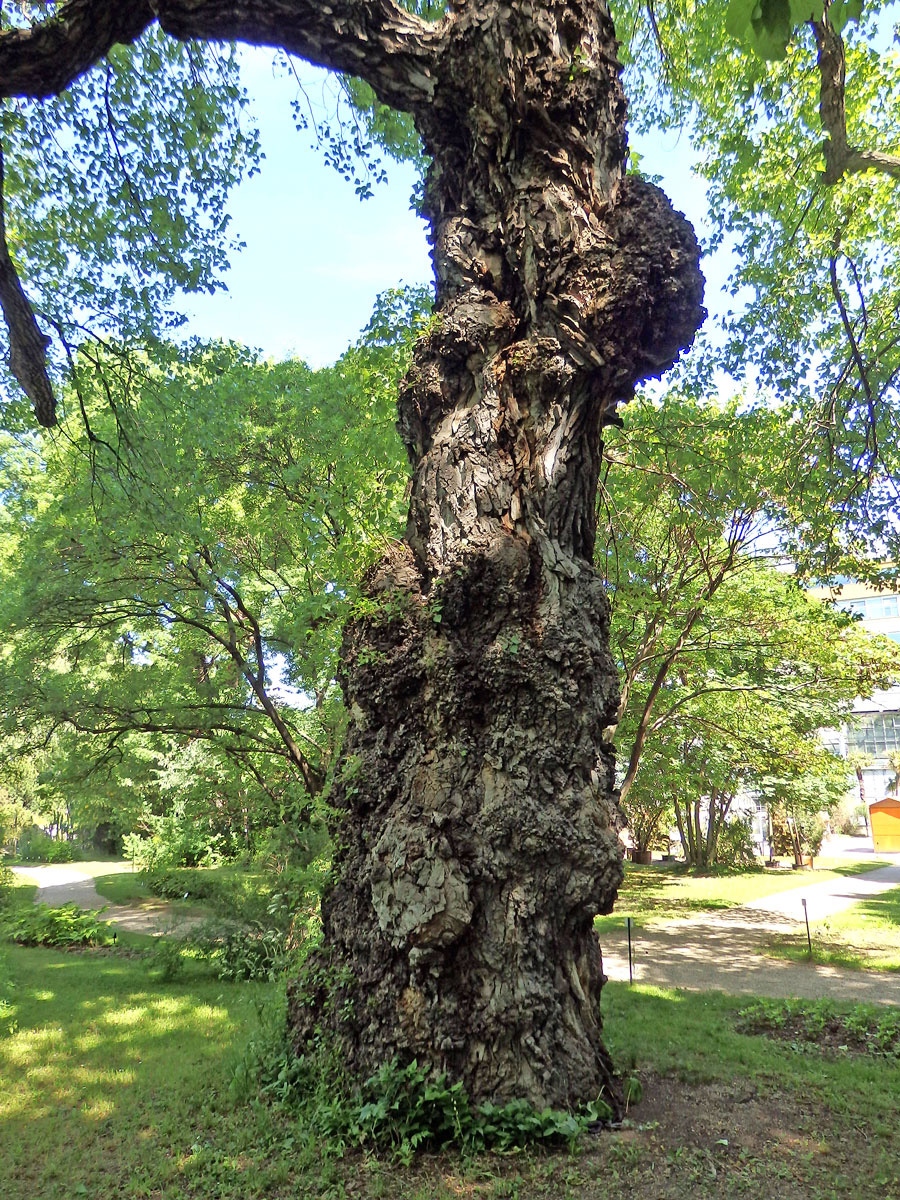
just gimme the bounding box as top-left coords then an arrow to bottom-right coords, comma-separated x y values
183,50 -> 432,365
183,47 -> 728,367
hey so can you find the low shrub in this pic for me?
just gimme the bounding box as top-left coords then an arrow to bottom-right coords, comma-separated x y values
715,816 -> 757,868
123,800 -> 225,870
195,923 -> 291,982
736,997 -> 900,1060
3,902 -> 112,947
140,866 -> 222,902
231,992 -> 618,1160
16,827 -> 78,863
145,937 -> 187,982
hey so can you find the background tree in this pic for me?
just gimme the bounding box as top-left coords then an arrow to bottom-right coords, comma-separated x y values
600,392 -> 900,863
617,0 -> 900,581
0,290 -> 423,856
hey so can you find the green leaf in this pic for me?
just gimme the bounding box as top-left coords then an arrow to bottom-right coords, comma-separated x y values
829,0 -> 865,33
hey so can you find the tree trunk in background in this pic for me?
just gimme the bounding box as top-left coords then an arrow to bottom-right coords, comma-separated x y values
288,0 -> 704,1113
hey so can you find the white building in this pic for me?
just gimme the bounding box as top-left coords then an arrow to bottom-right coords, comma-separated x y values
811,581 -> 900,800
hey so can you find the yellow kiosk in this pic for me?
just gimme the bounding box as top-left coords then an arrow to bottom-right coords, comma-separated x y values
869,797 -> 900,853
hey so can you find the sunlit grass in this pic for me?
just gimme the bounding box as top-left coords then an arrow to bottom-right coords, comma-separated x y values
1,946 -> 267,1200
3,942 -> 900,1200
596,858 -> 892,931
766,884 -> 900,972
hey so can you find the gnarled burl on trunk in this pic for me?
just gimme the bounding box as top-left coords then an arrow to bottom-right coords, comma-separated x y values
287,1 -> 704,1112
0,0 -> 704,1114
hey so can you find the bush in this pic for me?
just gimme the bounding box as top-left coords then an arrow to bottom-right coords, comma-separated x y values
16,827 -> 78,863
832,798 -> 867,836
195,923 -> 291,982
191,877 -> 324,983
145,937 -> 187,983
123,801 -> 225,870
232,992 -> 617,1160
715,816 -> 757,868
140,865 -> 222,902
3,902 -> 112,947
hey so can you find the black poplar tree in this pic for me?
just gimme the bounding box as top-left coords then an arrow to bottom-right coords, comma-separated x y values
0,0 -> 703,1111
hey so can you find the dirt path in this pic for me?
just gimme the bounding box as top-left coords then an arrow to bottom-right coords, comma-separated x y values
10,864 -> 204,936
13,861 -> 900,1003
602,862 -> 900,1005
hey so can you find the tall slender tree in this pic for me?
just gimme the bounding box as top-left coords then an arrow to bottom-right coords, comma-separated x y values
0,2 -> 704,1110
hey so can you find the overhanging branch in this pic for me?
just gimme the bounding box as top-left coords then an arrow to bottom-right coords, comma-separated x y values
0,1 -> 155,99
0,0 -> 442,112
812,16 -> 900,186
0,140 -> 56,425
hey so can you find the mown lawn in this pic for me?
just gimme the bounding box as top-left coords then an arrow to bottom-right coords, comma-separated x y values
766,883 -> 900,973
595,858 -> 890,932
89,861 -> 275,914
2,938 -> 899,1200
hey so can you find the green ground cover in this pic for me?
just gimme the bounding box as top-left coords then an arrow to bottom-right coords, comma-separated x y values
91,862 -> 272,912
766,884 -> 900,973
594,858 -> 890,932
1,939 -> 898,1200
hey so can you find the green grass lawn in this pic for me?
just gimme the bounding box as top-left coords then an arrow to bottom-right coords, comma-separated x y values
89,861 -> 274,914
2,938 -> 899,1200
595,858 -> 891,932
766,883 -> 900,973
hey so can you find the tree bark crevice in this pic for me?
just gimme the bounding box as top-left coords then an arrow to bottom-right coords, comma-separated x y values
289,0 -> 704,1112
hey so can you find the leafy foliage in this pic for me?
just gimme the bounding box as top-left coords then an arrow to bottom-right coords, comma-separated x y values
725,0 -> 864,60
619,1 -> 900,580
737,996 -> 900,1058
0,24 -> 261,430
3,902 -> 112,948
237,998 -> 617,1161
15,827 -> 77,863
601,391 -> 900,866
0,289 -> 426,861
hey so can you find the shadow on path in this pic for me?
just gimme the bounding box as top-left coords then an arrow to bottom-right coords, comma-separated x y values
10,865 -> 204,936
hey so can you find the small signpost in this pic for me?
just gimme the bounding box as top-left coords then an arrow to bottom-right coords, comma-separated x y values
801,897 -> 812,957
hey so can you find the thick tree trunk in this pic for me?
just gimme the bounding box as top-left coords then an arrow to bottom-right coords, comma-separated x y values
287,1 -> 704,1112
0,0 -> 703,1117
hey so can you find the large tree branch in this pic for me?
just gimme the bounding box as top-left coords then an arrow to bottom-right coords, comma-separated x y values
0,1 -> 155,99
812,16 -> 900,185
0,140 -> 55,424
0,0 -> 442,111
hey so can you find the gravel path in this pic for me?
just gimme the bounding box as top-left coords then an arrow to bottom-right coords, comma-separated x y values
602,861 -> 900,1005
10,864 -> 203,936
12,859 -> 900,1003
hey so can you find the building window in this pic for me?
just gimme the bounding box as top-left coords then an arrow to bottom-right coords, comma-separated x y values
837,595 -> 900,620
847,713 -> 900,756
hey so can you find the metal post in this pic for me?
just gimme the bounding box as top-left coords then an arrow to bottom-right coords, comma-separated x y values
627,916 -> 633,984
801,897 -> 812,957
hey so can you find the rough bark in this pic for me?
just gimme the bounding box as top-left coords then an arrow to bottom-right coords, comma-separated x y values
0,144 -> 55,425
288,1 -> 704,1112
811,16 -> 900,185
0,0 -> 705,1113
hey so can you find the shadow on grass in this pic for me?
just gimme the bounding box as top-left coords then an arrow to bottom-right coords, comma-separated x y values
1,945 -> 268,1199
